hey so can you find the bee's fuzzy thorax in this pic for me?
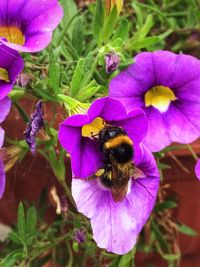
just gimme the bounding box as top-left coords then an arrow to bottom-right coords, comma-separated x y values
104,135 -> 133,149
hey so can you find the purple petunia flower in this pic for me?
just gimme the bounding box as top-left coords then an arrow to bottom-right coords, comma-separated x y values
109,51 -> 200,152
0,44 -> 24,100
58,97 -> 159,254
0,0 -> 63,53
195,160 -> 200,181
25,101 -> 44,154
0,97 -> 11,198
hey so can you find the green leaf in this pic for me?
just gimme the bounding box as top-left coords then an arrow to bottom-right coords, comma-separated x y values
9,88 -> 25,101
162,253 -> 180,261
9,231 -> 24,245
139,14 -> 154,39
103,5 -> 118,42
70,58 -> 84,97
26,206 -> 37,236
93,0 -> 104,43
60,0 -> 77,27
131,2 -> 144,28
118,250 -> 135,267
154,200 -> 177,212
128,36 -> 160,50
17,202 -> 26,240
151,220 -> 170,253
112,18 -> 129,42
72,16 -> 84,55
49,49 -> 60,94
177,223 -> 198,237
0,251 -> 22,267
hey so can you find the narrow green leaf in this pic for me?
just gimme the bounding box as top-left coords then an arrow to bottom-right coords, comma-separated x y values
162,253 -> 180,261
60,0 -> 77,27
70,58 -> 84,97
76,85 -> 101,101
151,220 -> 170,253
140,14 -> 154,39
72,16 -> 84,55
49,50 -> 60,94
103,5 -> 118,42
154,200 -> 177,212
93,0 -> 104,43
17,202 -> 26,240
128,36 -> 160,50
9,231 -> 24,245
26,206 -> 37,236
177,223 -> 198,237
112,18 -> 129,42
118,250 -> 135,267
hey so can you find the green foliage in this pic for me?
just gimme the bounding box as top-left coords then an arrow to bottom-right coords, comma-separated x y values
1,0 -> 200,266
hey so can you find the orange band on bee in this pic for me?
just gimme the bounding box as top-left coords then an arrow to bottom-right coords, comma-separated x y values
104,135 -> 133,149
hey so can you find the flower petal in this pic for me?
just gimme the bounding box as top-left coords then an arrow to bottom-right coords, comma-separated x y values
0,44 -> 24,99
0,127 -> 4,148
0,97 -> 11,123
0,160 -> 5,198
143,107 -> 170,152
71,138 -> 103,178
112,108 -> 148,144
72,145 -> 159,254
0,0 -> 63,52
195,160 -> 200,181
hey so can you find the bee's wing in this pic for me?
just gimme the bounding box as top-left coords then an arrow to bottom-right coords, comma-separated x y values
129,163 -> 146,179
110,158 -> 130,202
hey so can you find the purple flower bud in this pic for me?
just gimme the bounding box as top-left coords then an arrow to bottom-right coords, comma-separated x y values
74,228 -> 86,244
24,101 -> 44,154
17,73 -> 32,87
105,52 -> 120,73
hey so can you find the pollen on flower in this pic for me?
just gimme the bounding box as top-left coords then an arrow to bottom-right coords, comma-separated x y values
0,68 -> 10,82
81,117 -> 105,137
144,85 -> 177,113
0,26 -> 25,45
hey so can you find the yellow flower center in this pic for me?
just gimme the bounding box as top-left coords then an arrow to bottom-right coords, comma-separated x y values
0,68 -> 9,82
0,26 -> 25,45
82,117 -> 105,137
144,85 -> 177,112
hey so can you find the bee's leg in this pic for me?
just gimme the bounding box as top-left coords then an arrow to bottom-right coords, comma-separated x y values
90,132 -> 99,140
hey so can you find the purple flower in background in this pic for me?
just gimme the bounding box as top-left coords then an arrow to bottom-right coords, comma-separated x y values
195,160 -> 200,180
25,101 -> 44,154
109,51 -> 200,152
74,228 -> 86,244
59,97 -> 159,254
0,0 -> 63,53
0,44 -> 24,100
105,52 -> 120,73
0,97 -> 11,198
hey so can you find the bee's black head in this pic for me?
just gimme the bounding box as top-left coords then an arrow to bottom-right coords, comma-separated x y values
99,126 -> 125,143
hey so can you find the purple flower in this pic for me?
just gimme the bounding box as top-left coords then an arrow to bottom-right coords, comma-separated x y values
195,160 -> 200,180
25,101 -> 44,154
74,228 -> 86,244
58,97 -> 159,254
109,51 -> 200,152
0,97 -> 11,198
0,44 -> 24,100
105,52 -> 120,73
0,0 -> 63,53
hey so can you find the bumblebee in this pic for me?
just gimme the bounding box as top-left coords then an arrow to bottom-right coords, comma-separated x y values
90,125 -> 144,202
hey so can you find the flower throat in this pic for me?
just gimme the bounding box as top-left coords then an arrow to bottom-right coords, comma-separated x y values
145,85 -> 177,112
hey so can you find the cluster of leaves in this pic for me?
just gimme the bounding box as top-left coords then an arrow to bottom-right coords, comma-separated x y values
1,0 -> 200,266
